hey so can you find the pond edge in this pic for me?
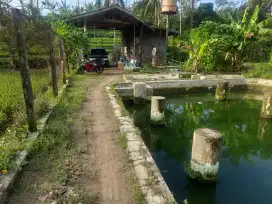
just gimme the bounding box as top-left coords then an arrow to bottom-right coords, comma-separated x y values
105,85 -> 176,204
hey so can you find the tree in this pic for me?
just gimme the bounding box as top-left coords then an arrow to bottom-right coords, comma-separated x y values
83,1 -> 96,12
194,3 -> 218,26
19,0 -> 45,19
225,5 -> 272,69
132,0 -> 163,27
95,0 -> 102,8
104,0 -> 125,7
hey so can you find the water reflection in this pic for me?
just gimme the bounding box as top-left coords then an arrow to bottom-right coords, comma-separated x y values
124,93 -> 272,203
187,181 -> 217,204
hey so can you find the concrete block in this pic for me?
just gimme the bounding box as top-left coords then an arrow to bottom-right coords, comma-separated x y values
119,124 -> 136,134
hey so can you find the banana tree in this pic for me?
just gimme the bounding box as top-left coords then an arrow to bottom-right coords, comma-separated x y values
183,28 -> 209,73
225,5 -> 272,70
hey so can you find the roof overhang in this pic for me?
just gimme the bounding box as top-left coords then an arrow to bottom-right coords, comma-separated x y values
69,6 -> 154,30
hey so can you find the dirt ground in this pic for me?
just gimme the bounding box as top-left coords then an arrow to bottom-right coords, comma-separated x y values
6,69 -> 138,204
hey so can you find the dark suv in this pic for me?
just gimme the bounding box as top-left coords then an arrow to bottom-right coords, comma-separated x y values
89,48 -> 109,68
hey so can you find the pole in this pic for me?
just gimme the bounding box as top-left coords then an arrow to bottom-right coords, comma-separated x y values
48,28 -> 58,97
180,0 -> 182,34
114,29 -> 116,60
11,8 -> 37,132
140,24 -> 143,61
58,36 -> 66,84
133,24 -> 136,59
165,15 -> 169,65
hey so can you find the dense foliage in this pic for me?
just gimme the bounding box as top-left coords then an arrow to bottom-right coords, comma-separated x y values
165,2 -> 272,73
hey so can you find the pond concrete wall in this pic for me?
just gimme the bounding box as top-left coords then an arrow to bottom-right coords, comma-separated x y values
115,77 -> 272,100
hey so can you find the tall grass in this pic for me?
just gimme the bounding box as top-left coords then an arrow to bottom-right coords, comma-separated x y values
244,63 -> 272,79
0,69 -> 60,170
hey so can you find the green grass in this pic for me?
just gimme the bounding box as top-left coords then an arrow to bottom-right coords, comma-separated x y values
0,69 -> 64,171
31,75 -> 88,154
133,178 -> 147,204
118,134 -> 127,149
244,62 -> 272,79
6,74 -> 99,203
0,70 -> 57,130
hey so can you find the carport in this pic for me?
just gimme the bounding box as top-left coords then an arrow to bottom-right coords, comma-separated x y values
69,5 -> 176,64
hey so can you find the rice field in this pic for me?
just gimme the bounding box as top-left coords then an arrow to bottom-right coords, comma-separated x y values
0,69 -> 58,171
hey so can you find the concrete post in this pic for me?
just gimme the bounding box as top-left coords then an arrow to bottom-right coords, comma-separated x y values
215,81 -> 228,100
133,82 -> 146,104
150,96 -> 165,125
261,92 -> 272,118
190,128 -> 222,182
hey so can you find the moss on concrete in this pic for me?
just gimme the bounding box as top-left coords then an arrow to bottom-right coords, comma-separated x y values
184,162 -> 218,183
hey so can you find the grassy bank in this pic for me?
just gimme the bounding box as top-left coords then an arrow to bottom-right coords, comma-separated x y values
6,74 -> 99,203
244,63 -> 272,79
0,70 -> 64,170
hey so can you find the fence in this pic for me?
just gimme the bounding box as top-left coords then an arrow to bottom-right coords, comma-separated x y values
0,2 -> 68,170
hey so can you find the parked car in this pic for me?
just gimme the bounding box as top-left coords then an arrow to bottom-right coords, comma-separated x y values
88,48 -> 109,68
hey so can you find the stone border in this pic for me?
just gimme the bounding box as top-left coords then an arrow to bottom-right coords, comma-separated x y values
116,78 -> 272,100
105,86 -> 176,204
0,82 -> 69,204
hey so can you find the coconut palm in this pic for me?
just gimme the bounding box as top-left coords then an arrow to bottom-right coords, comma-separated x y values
104,0 -> 125,7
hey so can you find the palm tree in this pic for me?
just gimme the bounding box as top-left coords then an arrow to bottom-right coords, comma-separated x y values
104,0 -> 125,7
144,0 -> 161,26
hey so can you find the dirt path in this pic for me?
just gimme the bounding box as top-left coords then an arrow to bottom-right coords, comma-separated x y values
74,70 -> 136,204
6,70 -> 137,204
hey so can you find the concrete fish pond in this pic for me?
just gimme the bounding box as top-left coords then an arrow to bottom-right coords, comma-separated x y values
113,77 -> 272,204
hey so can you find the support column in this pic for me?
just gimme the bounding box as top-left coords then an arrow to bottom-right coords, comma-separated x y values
150,96 -> 165,125
190,128 -> 222,182
133,24 -> 136,59
165,15 -> 169,65
140,24 -> 143,62
261,92 -> 272,118
114,29 -> 116,60
215,81 -> 228,100
133,82 -> 146,104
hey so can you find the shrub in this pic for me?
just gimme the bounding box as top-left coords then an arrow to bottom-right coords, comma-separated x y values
244,63 -> 272,79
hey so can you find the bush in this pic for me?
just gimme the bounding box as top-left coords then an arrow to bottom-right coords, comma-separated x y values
167,46 -> 189,62
244,63 -> 272,79
0,55 -> 61,70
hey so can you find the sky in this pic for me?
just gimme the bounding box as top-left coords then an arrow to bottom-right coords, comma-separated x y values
10,0 -> 246,11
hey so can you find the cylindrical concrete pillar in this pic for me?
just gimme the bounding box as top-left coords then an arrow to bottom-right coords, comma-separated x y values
215,81 -> 228,100
133,82 -> 146,104
261,92 -> 272,118
150,96 -> 165,124
190,128 -> 222,182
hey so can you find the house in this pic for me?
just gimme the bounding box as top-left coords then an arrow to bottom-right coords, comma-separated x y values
69,5 -> 177,64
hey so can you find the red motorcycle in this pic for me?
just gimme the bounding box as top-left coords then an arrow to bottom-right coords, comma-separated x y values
77,58 -> 105,74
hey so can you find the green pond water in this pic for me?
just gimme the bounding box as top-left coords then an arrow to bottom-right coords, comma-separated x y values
124,92 -> 272,204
